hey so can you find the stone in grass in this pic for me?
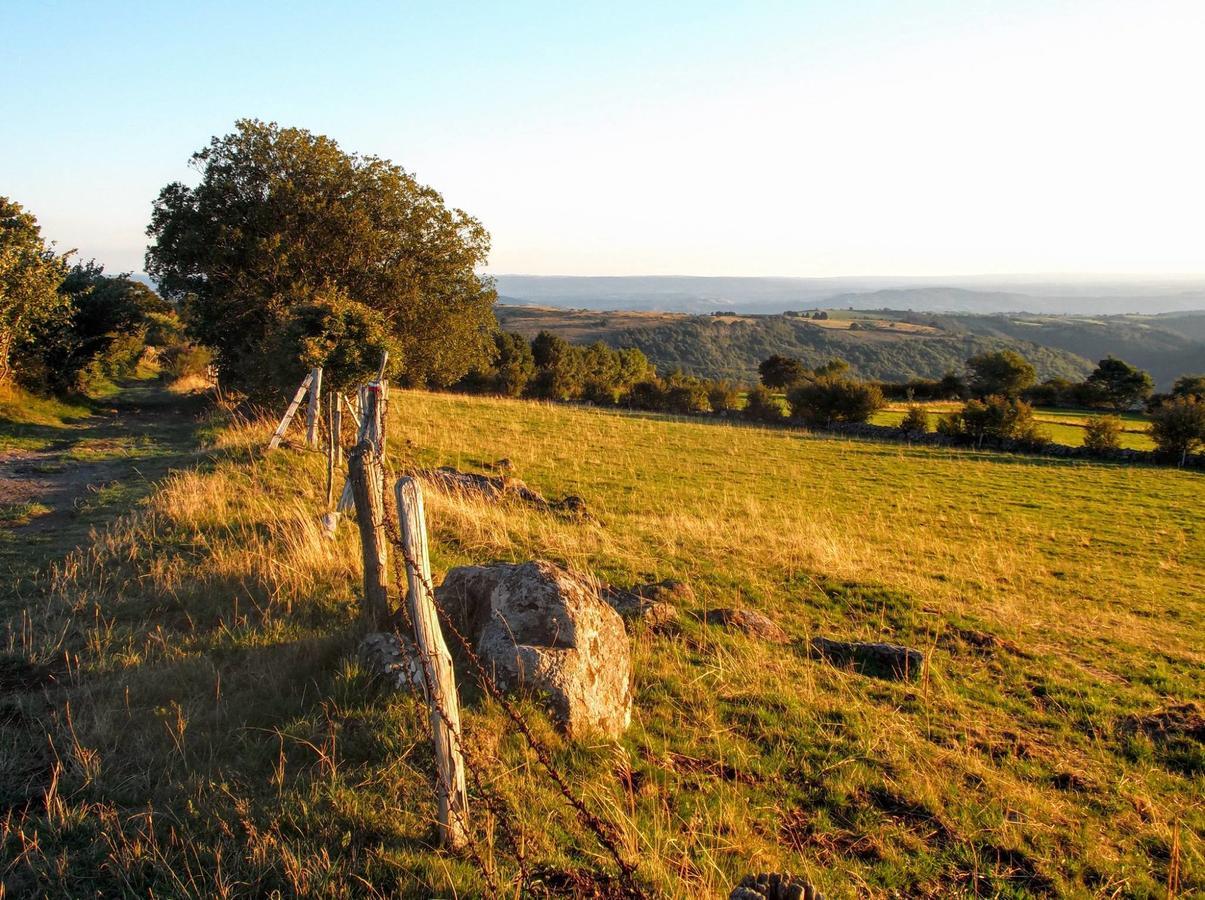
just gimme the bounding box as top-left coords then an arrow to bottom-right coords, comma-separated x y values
601,580 -> 687,631
437,560 -> 633,739
704,608 -> 791,644
808,636 -> 925,681
730,872 -> 825,900
359,632 -> 424,692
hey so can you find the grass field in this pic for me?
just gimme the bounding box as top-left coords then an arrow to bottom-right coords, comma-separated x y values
2,387 -> 1201,897
871,402 -> 1158,452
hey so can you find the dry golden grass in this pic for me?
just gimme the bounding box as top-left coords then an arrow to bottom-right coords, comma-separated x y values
2,388 -> 1201,897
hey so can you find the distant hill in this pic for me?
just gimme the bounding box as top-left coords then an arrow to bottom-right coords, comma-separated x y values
495,306 -> 1094,384
493,275 -> 1205,316
906,312 -> 1205,388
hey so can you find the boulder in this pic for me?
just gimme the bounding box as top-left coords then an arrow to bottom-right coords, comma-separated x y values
705,608 -> 790,644
808,637 -> 924,681
438,560 -> 632,739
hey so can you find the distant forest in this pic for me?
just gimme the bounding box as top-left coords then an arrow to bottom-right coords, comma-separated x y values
495,307 -> 1205,388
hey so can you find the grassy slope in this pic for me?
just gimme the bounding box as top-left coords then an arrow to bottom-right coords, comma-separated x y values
2,390 -> 1201,897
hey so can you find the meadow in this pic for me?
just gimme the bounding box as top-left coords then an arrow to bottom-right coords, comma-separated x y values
1,387 -> 1201,897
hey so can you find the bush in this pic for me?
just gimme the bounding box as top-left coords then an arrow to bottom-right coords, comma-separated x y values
940,395 -> 1048,447
1148,397 -> 1205,463
624,379 -> 667,411
1082,415 -> 1122,452
159,342 -> 213,380
665,382 -> 710,415
742,385 -> 784,423
899,405 -> 930,435
707,381 -> 741,414
787,377 -> 885,427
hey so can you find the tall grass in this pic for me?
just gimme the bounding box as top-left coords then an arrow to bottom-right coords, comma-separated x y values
1,389 -> 1200,897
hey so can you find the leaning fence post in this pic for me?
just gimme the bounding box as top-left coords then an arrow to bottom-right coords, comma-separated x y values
395,476 -> 469,851
305,367 -> 323,449
333,394 -> 344,469
348,440 -> 389,628
268,372 -> 315,450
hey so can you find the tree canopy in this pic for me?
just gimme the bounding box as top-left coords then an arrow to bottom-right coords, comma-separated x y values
0,197 -> 67,383
1085,356 -> 1154,410
145,119 -> 497,394
967,350 -> 1037,398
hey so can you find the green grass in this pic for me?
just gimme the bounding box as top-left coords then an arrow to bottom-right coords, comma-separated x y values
1,389 -> 1200,897
872,402 -> 1158,451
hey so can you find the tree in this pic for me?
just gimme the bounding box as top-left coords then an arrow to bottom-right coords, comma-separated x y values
1171,374 -> 1205,400
1085,357 -> 1153,411
30,262 -> 173,392
0,197 -> 67,384
758,354 -> 808,389
492,332 -> 536,397
966,350 -> 1037,398
145,120 -> 496,395
1148,397 -> 1205,464
1082,415 -> 1122,452
787,376 -> 885,427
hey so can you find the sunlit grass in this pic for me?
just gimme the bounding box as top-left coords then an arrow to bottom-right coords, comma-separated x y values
1,388 -> 1200,897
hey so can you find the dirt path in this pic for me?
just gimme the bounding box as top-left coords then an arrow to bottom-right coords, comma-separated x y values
0,379 -> 208,583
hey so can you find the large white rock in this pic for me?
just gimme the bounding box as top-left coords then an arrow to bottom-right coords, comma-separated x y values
437,560 -> 632,739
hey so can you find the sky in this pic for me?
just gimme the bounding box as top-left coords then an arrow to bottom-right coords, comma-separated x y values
2,0 -> 1203,279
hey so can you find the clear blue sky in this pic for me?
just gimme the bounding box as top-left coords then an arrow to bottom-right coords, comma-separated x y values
3,0 -> 1202,277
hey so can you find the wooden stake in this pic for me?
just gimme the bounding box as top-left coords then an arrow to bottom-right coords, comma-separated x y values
268,372 -> 314,450
395,475 -> 469,850
325,392 -> 336,507
348,441 -> 389,628
333,395 -> 344,469
305,367 -> 323,449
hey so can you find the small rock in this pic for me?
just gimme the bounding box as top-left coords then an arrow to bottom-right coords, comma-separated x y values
730,872 -> 824,899
633,579 -> 695,604
491,457 -> 515,472
359,632 -> 424,692
705,608 -> 790,644
602,588 -> 679,631
808,637 -> 925,681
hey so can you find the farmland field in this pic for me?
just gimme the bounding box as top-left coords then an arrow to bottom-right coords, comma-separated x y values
1,387 -> 1201,897
871,402 -> 1158,451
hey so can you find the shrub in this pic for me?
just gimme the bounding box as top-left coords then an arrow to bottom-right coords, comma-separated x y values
787,377 -> 885,427
159,342 -> 213,380
899,405 -> 930,435
742,385 -> 784,423
941,395 -> 1048,446
1082,415 -> 1122,452
707,381 -> 741,414
1148,396 -> 1205,463
624,379 -> 667,411
665,383 -> 710,415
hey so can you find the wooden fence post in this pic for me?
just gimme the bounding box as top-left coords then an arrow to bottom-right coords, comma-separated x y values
305,367 -> 323,449
348,440 -> 389,628
268,372 -> 314,450
326,392 -> 336,507
395,475 -> 469,851
333,395 -> 344,469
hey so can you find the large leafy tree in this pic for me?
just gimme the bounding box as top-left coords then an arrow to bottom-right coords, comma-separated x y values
966,349 -> 1037,398
145,120 -> 497,394
0,197 -> 67,384
1085,356 -> 1154,410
